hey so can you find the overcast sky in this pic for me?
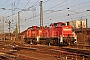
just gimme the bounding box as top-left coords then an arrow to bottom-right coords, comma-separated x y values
0,0 -> 90,32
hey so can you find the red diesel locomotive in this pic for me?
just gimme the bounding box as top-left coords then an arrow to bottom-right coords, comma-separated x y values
24,22 -> 77,46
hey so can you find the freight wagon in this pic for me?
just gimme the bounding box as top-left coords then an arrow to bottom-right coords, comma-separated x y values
66,20 -> 87,30
24,22 -> 77,46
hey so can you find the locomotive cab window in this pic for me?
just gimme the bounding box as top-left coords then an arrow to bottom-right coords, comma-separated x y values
61,23 -> 65,26
54,23 -> 58,27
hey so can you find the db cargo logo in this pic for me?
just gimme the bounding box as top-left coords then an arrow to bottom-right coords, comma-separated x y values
63,29 -> 72,31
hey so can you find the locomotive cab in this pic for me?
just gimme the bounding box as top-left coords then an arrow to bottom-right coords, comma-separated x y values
50,22 -> 77,46
50,22 -> 66,27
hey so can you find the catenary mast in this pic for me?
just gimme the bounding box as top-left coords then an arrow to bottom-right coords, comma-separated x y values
40,0 -> 43,28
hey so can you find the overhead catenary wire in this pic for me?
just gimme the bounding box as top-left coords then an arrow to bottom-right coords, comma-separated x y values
44,0 -> 90,14
0,0 -> 21,32
11,0 -> 90,30
24,0 -> 31,8
1,0 -> 90,32
3,0 -> 40,32
50,1 -> 90,21
19,0 -> 90,26
29,0 -> 74,20
43,1 -> 89,21
0,0 -> 20,15
1,0 -> 50,21
44,0 -> 68,12
43,0 -> 51,3
22,0 -> 70,26
13,0 -> 50,21
23,0 -> 68,21
0,0 -> 10,7
0,0 -> 16,15
1,0 -> 90,19
15,0 -> 20,9
3,0 -> 39,18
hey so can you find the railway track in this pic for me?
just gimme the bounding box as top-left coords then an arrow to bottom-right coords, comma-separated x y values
0,51 -> 23,60
0,41 -> 90,60
0,50 -> 39,60
15,45 -> 90,60
22,45 -> 90,60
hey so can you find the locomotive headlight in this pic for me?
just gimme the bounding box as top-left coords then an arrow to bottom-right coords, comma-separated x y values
63,29 -> 71,31
66,27 -> 68,28
39,30 -> 42,32
39,36 -> 40,37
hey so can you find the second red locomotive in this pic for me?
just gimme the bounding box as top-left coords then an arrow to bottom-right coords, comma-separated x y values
24,22 -> 77,46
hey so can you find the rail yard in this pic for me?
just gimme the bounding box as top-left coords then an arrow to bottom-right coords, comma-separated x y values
0,20 -> 90,60
0,0 -> 90,60
0,39 -> 90,60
